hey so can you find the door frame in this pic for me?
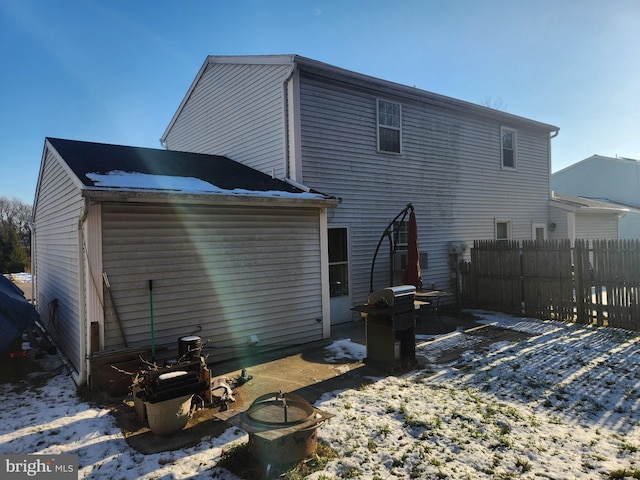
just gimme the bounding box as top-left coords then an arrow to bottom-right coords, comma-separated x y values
328,225 -> 352,325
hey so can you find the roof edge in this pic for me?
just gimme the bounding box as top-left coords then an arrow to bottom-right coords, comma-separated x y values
162,54 -> 559,144
292,55 -> 559,132
553,154 -> 640,176
550,193 -> 630,214
81,187 -> 339,208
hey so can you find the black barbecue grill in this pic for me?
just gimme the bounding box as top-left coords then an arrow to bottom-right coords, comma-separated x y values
352,285 -> 417,371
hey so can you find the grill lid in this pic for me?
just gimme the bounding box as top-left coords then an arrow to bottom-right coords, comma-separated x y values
368,285 -> 416,307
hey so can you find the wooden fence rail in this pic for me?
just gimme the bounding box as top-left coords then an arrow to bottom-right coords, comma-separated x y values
461,239 -> 640,331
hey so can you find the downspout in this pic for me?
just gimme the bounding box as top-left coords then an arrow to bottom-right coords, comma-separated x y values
319,209 -> 331,339
75,197 -> 90,386
548,128 -> 560,202
28,220 -> 36,304
636,159 -> 640,207
282,63 -> 297,180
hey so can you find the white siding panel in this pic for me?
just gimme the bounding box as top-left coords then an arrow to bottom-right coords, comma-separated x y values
84,204 -> 105,348
298,76 -> 552,304
620,212 -> 640,239
164,63 -> 292,178
33,151 -> 85,373
575,213 -> 619,240
101,204 -> 323,362
549,206 -> 570,240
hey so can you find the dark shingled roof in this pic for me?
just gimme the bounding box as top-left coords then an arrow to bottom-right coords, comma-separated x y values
46,137 -> 307,195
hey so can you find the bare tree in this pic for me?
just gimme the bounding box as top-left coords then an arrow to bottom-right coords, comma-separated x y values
0,196 -> 32,241
0,197 -> 32,272
480,96 -> 508,112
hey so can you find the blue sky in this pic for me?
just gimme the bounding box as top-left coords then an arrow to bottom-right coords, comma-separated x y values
1,0 -> 639,204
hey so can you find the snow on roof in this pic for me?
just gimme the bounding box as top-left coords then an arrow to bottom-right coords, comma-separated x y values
85,170 -> 326,199
45,138 -> 334,203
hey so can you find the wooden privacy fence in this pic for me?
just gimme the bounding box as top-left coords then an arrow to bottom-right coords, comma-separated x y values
460,239 -> 640,331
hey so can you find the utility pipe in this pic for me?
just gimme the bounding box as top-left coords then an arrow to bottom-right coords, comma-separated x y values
149,280 -> 155,361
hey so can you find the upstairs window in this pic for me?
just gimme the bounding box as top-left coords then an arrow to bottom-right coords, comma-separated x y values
378,100 -> 401,153
501,127 -> 517,169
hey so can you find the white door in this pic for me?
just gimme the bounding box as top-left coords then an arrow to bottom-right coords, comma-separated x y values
328,227 -> 351,324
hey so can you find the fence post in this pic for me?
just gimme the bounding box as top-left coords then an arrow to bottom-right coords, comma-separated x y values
574,239 -> 587,324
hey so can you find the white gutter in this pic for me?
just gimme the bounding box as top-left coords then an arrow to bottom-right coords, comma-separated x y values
75,197 -> 90,386
80,187 -> 339,208
28,220 -> 36,304
283,64 -> 296,180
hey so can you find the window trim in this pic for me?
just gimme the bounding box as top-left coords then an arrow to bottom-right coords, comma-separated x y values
500,126 -> 517,170
495,218 -> 512,241
328,226 -> 350,298
377,99 -> 402,154
532,222 -> 547,241
392,220 -> 408,251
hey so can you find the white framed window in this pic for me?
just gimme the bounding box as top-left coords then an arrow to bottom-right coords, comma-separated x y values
501,127 -> 517,169
495,219 -> 512,242
532,222 -> 547,241
392,220 -> 408,250
328,227 -> 349,298
377,99 -> 402,153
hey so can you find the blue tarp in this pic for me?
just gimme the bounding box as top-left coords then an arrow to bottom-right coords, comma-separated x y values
0,275 -> 38,352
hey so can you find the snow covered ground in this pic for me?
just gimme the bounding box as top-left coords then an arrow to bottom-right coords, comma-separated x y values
2,310 -> 640,479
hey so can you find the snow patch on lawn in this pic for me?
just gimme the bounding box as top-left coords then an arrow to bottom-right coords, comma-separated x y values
2,310 -> 640,479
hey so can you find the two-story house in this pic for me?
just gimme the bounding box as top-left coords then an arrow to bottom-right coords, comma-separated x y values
161,55 -> 560,322
32,55 -> 561,387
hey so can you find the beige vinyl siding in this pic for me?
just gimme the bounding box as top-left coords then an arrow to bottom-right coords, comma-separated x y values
33,151 -> 85,373
100,203 -> 322,362
298,76 -> 461,299
298,75 -> 551,302
452,126 -> 551,241
620,211 -> 640,239
163,62 -> 293,178
575,213 -> 619,240
83,204 -> 105,348
549,207 -> 571,240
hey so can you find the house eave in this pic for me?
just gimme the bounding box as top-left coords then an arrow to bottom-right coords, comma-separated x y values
293,55 -> 559,133
550,199 -> 629,216
161,54 -> 559,144
81,187 -> 339,208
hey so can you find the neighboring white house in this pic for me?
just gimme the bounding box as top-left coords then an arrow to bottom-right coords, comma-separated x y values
161,55 -> 560,321
552,155 -> 640,239
549,192 -> 628,243
32,137 -> 337,386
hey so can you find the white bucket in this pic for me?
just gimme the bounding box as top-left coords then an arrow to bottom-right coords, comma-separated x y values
144,394 -> 193,437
